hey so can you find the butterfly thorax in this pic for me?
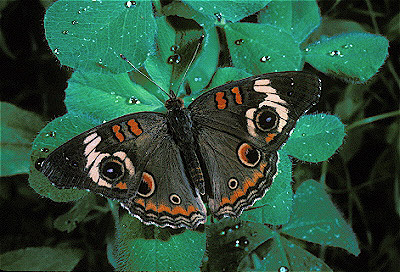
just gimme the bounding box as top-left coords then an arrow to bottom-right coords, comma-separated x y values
165,96 -> 206,195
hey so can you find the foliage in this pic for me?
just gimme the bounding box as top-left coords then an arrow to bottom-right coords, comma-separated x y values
0,0 -> 398,271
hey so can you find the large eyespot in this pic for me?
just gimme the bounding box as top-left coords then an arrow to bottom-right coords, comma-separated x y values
237,143 -> 261,167
100,157 -> 125,181
255,108 -> 278,131
137,172 -> 155,198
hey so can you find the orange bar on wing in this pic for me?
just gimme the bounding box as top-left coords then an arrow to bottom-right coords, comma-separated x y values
112,125 -> 125,142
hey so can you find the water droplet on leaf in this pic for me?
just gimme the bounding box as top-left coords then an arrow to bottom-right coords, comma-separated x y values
53,48 -> 60,55
71,20 -> 78,25
45,131 -> 56,137
35,158 -> 45,171
167,54 -> 181,64
260,56 -> 271,62
170,44 -> 179,51
62,30 -> 69,35
234,39 -> 244,45
40,148 -> 49,153
125,1 -> 136,8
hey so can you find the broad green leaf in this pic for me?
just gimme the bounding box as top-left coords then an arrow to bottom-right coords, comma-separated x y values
54,194 -> 98,232
0,246 -> 83,271
29,113 -> 97,202
65,70 -> 163,122
307,18 -> 367,44
183,0 -> 271,24
44,0 -> 156,73
246,235 -> 332,271
282,180 -> 360,255
0,102 -> 45,176
203,218 -> 274,271
224,23 -> 303,74
259,0 -> 321,43
241,149 -> 293,225
113,214 -> 206,271
144,17 -> 176,94
283,114 -> 345,162
206,67 -> 252,90
304,33 -> 389,82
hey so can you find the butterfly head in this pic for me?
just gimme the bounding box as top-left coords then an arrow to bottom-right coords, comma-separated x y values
165,96 -> 184,111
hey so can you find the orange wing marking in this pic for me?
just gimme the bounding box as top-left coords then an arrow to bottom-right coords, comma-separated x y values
127,119 -> 143,136
220,162 -> 267,206
231,87 -> 243,104
215,92 -> 227,110
141,201 -> 197,216
116,182 -> 128,190
265,133 -> 276,143
112,125 -> 125,142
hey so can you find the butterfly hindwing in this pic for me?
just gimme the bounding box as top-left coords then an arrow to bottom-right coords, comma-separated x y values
196,126 -> 278,218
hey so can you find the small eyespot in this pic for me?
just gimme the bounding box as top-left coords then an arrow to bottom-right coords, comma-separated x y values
169,193 -> 181,205
237,143 -> 261,167
100,157 -> 125,181
137,172 -> 155,198
255,109 -> 278,131
228,178 -> 239,190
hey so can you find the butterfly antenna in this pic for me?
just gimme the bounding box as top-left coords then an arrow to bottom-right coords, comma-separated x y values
119,54 -> 170,98
177,34 -> 205,93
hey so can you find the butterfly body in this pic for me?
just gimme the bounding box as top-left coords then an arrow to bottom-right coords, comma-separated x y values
38,71 -> 320,229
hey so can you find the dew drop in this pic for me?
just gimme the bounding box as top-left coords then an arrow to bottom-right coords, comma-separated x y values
35,158 -> 45,171
342,44 -> 353,49
110,91 -> 116,95
40,148 -> 49,153
45,131 -> 56,137
62,30 -> 69,35
279,266 -> 289,272
260,56 -> 271,62
329,50 -> 342,57
170,44 -> 179,52
301,133 -> 306,136
214,12 -> 222,22
219,230 -> 226,236
128,96 -> 140,104
53,48 -> 60,55
71,20 -> 78,25
125,1 -> 136,8
167,54 -> 181,64
234,39 -> 244,45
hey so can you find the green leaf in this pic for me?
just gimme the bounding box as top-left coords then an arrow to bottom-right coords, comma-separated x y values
245,235 -> 332,271
65,70 -> 163,122
183,0 -> 271,24
283,114 -> 345,162
259,0 -> 321,43
54,194 -> 98,233
0,102 -> 45,176
241,149 -> 293,225
304,32 -> 389,82
0,246 -> 83,271
44,0 -> 156,73
282,180 -> 360,255
203,218 -> 274,271
113,214 -> 206,271
307,18 -> 367,45
224,22 -> 303,74
29,113 -> 97,202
